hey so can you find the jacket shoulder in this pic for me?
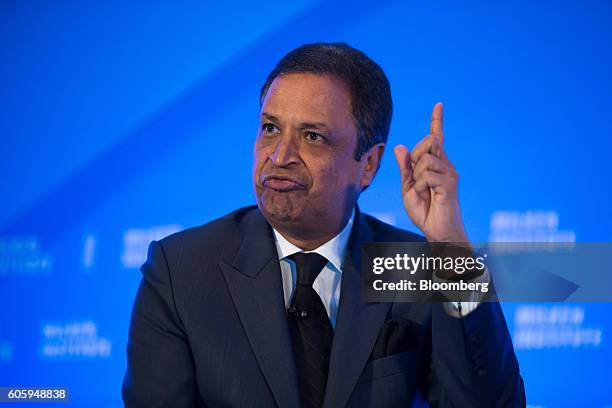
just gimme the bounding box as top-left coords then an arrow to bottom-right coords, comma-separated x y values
155,205 -> 257,262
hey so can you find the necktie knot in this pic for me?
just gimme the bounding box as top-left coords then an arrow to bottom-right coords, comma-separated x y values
289,252 -> 328,286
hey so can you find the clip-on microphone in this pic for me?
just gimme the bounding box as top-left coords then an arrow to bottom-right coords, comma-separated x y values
287,305 -> 309,318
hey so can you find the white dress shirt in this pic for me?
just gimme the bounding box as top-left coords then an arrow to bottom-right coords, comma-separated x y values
272,208 -> 487,325
273,208 -> 354,329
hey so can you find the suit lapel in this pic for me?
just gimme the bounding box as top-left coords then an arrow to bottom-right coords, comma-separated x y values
323,208 -> 394,408
218,209 -> 300,408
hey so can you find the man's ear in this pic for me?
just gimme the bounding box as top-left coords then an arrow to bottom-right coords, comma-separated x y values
360,143 -> 385,191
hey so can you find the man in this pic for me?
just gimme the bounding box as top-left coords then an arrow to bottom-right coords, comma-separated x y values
122,43 -> 525,407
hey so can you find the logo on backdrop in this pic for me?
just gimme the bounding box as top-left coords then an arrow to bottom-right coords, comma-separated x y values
121,224 -> 182,268
489,210 -> 602,349
0,236 -> 53,276
40,320 -> 111,360
489,210 -> 575,242
81,234 -> 96,269
513,305 -> 602,349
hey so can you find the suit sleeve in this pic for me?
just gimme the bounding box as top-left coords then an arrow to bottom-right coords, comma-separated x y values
424,301 -> 526,408
122,240 -> 202,408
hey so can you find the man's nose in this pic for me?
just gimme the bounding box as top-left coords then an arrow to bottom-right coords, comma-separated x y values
270,135 -> 299,167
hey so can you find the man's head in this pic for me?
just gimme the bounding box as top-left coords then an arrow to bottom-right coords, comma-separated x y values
252,42 -> 393,246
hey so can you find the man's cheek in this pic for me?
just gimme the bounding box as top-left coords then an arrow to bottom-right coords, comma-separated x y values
252,152 -> 267,173
312,169 -> 339,192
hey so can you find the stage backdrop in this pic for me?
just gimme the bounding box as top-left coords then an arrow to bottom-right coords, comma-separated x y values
2,1 -> 611,407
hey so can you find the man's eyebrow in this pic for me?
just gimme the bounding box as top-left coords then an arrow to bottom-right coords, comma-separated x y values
261,112 -> 330,131
261,112 -> 280,122
297,121 -> 329,131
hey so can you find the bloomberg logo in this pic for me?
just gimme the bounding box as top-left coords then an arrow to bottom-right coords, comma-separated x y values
39,320 -> 111,360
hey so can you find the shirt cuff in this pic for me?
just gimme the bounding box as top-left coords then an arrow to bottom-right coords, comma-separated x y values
433,266 -> 491,317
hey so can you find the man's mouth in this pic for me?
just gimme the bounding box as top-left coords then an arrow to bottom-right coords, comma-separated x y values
262,175 -> 306,192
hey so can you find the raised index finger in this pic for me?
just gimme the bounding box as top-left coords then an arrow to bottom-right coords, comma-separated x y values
429,102 -> 444,144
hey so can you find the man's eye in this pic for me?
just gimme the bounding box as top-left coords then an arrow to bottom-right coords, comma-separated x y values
262,123 -> 279,134
305,132 -> 324,142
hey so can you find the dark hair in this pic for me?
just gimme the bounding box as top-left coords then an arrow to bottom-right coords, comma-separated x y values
259,42 -> 392,161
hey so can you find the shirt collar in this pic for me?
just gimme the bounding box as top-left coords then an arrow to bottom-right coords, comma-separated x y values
272,207 -> 355,272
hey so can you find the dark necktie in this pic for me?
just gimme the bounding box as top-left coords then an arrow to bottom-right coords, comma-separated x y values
286,252 -> 334,408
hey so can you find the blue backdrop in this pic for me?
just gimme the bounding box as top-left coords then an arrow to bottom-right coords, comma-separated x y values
2,1 -> 611,407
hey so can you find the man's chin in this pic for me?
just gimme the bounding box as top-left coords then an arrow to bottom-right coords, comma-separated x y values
257,192 -> 304,225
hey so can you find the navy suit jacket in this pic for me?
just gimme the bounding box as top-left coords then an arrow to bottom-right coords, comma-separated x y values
122,205 -> 525,407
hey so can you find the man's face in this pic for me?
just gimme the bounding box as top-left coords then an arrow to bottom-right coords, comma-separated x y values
253,72 -> 377,239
